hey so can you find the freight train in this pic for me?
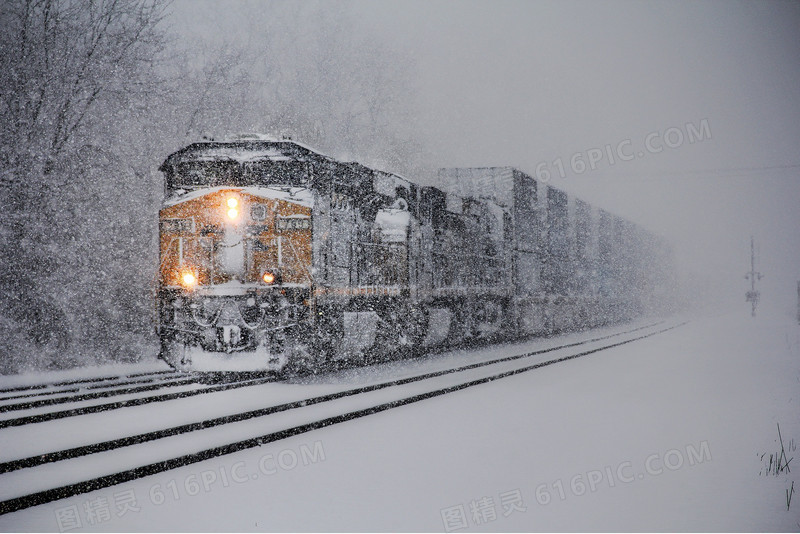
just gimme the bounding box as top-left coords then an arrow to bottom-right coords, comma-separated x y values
156,134 -> 674,373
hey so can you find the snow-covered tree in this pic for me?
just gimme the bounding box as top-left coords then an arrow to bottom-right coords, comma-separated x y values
0,0 -> 170,371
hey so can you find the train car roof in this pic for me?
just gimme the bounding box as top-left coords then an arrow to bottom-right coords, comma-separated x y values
161,138 -> 531,226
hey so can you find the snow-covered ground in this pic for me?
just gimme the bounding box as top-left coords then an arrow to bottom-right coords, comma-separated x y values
1,309 -> 798,531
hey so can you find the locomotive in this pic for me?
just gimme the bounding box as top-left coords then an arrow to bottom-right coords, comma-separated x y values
156,134 -> 674,372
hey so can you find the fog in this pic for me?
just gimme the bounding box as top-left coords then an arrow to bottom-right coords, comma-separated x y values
170,0 -> 800,315
0,5 -> 799,528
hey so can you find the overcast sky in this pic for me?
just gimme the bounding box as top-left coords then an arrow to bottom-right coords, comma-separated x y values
170,0 -> 800,313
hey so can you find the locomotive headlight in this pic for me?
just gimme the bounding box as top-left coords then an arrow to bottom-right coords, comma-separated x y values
180,271 -> 197,288
226,196 -> 240,220
262,272 -> 276,284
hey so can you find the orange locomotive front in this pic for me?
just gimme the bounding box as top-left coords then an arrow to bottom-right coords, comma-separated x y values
157,186 -> 313,372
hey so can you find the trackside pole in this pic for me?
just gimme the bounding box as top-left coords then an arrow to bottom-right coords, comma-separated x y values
744,236 -> 762,317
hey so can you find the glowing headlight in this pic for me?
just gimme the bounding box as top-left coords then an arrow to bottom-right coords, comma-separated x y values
262,272 -> 276,284
181,272 -> 197,288
225,196 -> 240,220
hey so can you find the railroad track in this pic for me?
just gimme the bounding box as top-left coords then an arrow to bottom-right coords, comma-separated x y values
0,319 -> 686,516
0,375 -> 203,412
0,373 -> 279,429
0,373 -> 184,402
0,370 -> 177,396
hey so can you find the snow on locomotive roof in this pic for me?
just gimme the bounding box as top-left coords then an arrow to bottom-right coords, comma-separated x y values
223,133 -> 282,142
164,185 -> 313,208
223,133 -> 337,159
163,142 -> 298,163
161,136 -> 345,169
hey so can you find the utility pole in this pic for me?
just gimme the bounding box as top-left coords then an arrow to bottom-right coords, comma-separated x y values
744,236 -> 762,317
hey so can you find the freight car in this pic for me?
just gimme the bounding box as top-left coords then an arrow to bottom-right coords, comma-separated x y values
156,134 -> 674,372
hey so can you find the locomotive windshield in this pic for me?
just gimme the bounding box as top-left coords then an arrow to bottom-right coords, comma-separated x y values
160,141 -> 313,196
167,160 -> 310,191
